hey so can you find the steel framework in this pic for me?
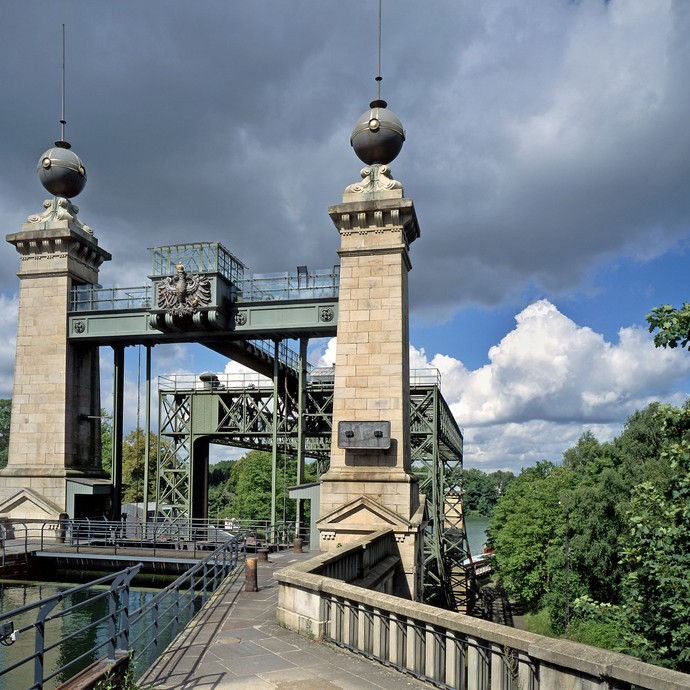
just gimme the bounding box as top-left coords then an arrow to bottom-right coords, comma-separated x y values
156,369 -> 473,609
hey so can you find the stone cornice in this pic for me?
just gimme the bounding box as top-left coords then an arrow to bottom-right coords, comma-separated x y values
7,225 -> 112,272
328,197 -> 420,248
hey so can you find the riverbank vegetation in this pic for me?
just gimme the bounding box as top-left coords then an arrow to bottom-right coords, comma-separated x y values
488,401 -> 690,672
461,468 -> 515,517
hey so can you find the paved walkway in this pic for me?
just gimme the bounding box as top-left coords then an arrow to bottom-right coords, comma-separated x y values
139,550 -> 435,690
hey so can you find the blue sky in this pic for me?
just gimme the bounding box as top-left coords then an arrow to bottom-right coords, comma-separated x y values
0,0 -> 689,474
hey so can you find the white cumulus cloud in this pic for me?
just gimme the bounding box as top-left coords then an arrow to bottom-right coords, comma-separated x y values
411,300 -> 690,472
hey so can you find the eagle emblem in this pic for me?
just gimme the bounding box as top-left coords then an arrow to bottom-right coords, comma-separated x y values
158,264 -> 212,316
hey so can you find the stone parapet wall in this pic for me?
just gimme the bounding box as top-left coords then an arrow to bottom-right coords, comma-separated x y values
276,548 -> 690,690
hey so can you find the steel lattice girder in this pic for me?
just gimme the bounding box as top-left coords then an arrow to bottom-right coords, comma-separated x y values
156,378 -> 471,609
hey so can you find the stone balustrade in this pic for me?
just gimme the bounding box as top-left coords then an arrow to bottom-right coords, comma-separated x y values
275,530 -> 690,690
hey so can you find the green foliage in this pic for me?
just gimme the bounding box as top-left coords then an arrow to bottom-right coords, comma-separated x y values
567,596 -> 627,652
523,608 -> 555,638
618,403 -> 690,671
491,401 -> 690,671
489,461 -> 575,609
0,399 -> 10,470
646,302 -> 690,350
224,450 -> 298,522
462,468 -> 515,517
209,459 -> 236,487
100,410 -> 113,476
122,428 -> 158,503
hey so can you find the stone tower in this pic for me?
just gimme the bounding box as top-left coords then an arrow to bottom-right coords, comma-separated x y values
317,101 -> 425,599
0,142 -> 111,519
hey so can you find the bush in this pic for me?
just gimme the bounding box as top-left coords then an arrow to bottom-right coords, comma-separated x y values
523,608 -> 555,638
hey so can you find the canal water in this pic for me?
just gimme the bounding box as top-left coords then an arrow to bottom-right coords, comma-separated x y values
464,513 -> 491,556
0,578 -> 191,690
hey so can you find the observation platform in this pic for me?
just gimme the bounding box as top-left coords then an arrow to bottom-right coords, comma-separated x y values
140,549 -> 434,690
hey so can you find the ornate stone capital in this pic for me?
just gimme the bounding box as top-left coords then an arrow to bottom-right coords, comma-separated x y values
344,164 -> 404,201
27,197 -> 93,235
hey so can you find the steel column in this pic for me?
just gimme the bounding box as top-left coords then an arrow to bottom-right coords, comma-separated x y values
271,340 -> 280,542
112,345 -> 125,520
143,345 -> 152,521
296,337 -> 308,538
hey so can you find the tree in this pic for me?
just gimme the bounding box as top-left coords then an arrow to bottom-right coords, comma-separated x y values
226,450 -> 298,522
646,302 -> 690,350
462,468 -> 515,517
209,459 -> 236,487
208,459 -> 238,521
489,461 -> 576,610
121,428 -> 158,503
488,402 -> 690,664
100,410 -> 113,476
562,430 -> 604,473
0,399 -> 10,470
462,468 -> 494,515
619,403 -> 690,671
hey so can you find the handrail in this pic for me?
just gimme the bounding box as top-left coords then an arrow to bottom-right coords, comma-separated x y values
236,267 -> 339,302
0,536 -> 244,689
0,565 -> 142,689
0,517 -> 304,566
127,536 -> 243,670
68,265 -> 340,313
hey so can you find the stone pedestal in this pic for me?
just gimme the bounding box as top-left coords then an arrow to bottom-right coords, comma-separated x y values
317,171 -> 425,599
0,198 -> 111,519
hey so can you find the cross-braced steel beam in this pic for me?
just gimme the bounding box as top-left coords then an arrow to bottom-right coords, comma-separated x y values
156,370 -> 475,610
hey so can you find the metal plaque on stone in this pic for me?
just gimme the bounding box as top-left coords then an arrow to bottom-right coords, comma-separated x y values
337,421 -> 391,450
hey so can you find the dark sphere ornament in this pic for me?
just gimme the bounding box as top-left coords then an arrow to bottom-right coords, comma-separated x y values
37,141 -> 87,198
350,99 -> 405,165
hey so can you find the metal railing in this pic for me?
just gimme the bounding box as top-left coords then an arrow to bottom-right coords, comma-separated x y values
127,536 -> 243,677
237,266 -> 339,302
56,518 -> 237,559
149,242 -> 245,283
0,518 -> 239,564
68,267 -> 339,314
158,340 -> 307,390
69,284 -> 153,312
0,518 -> 303,567
156,367 -> 442,394
0,565 -> 141,690
0,536 -> 244,689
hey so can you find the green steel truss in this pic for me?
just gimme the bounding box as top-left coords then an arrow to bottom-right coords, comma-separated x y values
409,378 -> 477,610
156,371 -> 473,610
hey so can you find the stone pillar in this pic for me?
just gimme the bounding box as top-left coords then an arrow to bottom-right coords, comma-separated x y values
317,166 -> 425,599
0,197 -> 111,518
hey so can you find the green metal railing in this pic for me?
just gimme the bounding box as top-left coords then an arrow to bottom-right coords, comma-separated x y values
150,242 -> 246,282
237,266 -> 339,302
0,535 -> 244,689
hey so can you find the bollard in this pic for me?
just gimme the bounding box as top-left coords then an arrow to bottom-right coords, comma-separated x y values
257,547 -> 269,561
245,557 -> 258,592
293,538 -> 303,553
56,512 -> 68,544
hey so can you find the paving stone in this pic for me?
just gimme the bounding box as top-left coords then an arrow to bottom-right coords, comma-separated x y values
141,551 -> 436,690
253,636 -> 301,653
219,651 -> 297,677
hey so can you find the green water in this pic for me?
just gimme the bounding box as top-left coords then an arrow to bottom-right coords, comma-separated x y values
464,514 -> 490,556
0,580 -> 186,690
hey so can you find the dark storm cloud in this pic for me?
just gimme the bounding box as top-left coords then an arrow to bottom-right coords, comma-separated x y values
1,0 -> 689,318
